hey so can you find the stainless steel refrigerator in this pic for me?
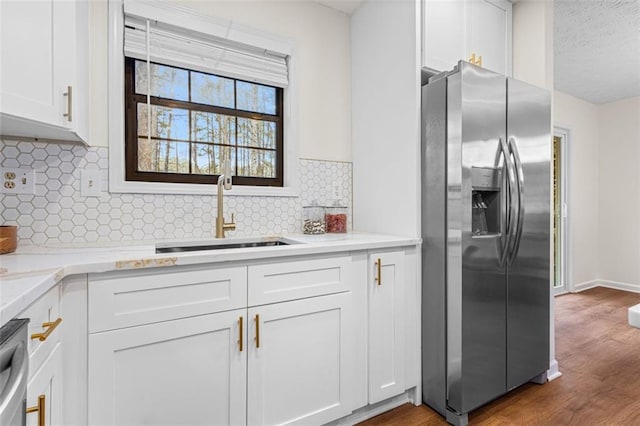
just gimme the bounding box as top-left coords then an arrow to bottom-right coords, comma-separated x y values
421,61 -> 550,426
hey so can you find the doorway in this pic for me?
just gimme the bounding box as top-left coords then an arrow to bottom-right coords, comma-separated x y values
553,128 -> 569,294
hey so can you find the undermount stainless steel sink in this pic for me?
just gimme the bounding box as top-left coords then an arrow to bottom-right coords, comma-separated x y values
155,238 -> 292,254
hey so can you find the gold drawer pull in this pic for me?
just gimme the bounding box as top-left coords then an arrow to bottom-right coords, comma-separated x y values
375,258 -> 382,285
238,316 -> 244,352
26,394 -> 45,426
255,314 -> 260,348
31,317 -> 62,341
63,85 -> 73,122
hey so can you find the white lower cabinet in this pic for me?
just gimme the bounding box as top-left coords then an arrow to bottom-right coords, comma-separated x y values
26,343 -> 63,426
247,292 -> 355,425
368,250 -> 406,403
80,249 -> 415,425
88,309 -> 247,425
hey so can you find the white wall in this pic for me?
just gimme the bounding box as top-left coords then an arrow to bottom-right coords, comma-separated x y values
350,0 -> 421,236
554,90 -> 601,287
89,0 -> 352,163
598,97 -> 640,287
512,1 -> 553,90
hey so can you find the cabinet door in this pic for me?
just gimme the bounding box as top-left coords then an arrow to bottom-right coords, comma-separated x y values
0,0 -> 88,142
1,0 -> 67,127
423,0 -> 466,72
466,0 -> 512,75
248,293 -> 355,425
368,250 -> 405,403
26,343 -> 62,426
88,309 -> 247,426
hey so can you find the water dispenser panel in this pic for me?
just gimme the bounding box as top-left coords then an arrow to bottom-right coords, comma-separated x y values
471,167 -> 501,237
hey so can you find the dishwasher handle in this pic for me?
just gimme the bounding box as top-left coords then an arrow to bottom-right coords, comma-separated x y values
0,341 -> 28,418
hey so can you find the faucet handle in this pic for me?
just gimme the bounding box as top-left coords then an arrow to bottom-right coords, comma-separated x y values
223,213 -> 236,232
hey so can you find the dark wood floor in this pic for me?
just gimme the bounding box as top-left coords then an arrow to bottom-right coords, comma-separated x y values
359,287 -> 640,425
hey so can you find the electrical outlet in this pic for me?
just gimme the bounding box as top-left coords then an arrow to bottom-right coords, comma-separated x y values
331,180 -> 342,202
0,168 -> 36,194
80,169 -> 102,197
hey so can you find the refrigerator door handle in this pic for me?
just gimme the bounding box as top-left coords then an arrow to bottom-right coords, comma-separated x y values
508,136 -> 525,265
496,137 -> 516,269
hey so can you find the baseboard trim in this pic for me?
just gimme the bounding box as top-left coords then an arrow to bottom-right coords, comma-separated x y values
597,280 -> 640,294
573,280 -> 640,294
572,280 -> 600,292
328,391 -> 415,425
547,359 -> 562,381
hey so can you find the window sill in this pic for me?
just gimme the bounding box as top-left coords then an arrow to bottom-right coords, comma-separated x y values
107,178 -> 299,197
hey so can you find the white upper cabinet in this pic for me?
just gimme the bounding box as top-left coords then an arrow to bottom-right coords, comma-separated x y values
0,0 -> 89,143
422,0 -> 512,76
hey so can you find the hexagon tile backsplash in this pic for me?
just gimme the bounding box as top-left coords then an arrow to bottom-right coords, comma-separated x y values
0,139 -> 352,246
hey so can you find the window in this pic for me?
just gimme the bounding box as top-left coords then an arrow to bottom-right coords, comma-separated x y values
124,58 -> 284,186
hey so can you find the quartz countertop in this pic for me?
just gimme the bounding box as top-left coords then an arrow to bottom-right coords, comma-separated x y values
0,232 -> 420,327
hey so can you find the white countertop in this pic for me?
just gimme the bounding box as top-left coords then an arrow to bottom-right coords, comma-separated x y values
0,232 -> 420,327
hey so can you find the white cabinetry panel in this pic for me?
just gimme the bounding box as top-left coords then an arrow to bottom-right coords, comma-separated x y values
368,250 -> 406,403
422,0 -> 512,76
423,0 -> 466,73
88,309 -> 247,426
467,0 -> 510,75
0,0 -> 89,143
26,343 -> 62,426
248,255 -> 354,305
247,292 -> 355,425
88,265 -> 247,332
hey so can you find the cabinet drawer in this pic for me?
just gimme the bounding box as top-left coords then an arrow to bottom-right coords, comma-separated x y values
18,285 -> 61,377
248,255 -> 355,306
89,265 -> 247,333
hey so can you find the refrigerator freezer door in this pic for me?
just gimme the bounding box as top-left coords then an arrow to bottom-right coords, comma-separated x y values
447,62 -> 507,414
505,78 -> 551,390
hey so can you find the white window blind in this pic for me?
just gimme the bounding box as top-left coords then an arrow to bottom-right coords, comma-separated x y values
123,6 -> 289,88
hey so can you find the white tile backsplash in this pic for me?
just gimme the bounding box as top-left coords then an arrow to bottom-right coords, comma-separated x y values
1,139 -> 352,246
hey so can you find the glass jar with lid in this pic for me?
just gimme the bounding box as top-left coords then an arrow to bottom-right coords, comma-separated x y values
302,202 -> 325,234
324,201 -> 347,233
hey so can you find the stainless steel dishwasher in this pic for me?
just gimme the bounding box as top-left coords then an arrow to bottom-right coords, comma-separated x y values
0,318 -> 29,426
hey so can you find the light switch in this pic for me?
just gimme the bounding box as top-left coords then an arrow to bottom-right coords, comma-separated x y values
81,169 -> 102,197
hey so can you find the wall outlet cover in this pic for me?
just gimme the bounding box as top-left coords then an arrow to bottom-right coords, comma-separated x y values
1,167 -> 36,194
80,169 -> 102,197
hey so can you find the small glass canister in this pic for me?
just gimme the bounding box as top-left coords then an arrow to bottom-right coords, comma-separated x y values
324,202 -> 347,233
302,202 -> 325,234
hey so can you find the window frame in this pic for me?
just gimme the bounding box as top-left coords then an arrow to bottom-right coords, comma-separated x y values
107,0 -> 299,197
124,58 -> 284,187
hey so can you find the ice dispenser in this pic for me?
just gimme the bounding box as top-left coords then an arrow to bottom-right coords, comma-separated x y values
471,167 -> 501,237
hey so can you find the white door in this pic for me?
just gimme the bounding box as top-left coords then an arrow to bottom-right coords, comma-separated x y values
247,292 -> 355,425
88,309 -> 247,426
368,250 -> 405,403
553,129 -> 569,295
26,343 -> 62,426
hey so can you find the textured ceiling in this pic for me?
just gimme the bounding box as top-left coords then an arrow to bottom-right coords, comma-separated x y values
554,0 -> 640,104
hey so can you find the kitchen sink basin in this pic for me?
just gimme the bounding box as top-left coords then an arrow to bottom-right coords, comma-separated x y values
155,238 -> 292,253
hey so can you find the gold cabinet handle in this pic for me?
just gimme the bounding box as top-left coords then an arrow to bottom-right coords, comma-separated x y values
375,258 -> 382,285
26,394 -> 45,426
63,85 -> 73,122
31,317 -> 62,341
238,316 -> 244,352
468,53 -> 482,67
255,314 -> 260,348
